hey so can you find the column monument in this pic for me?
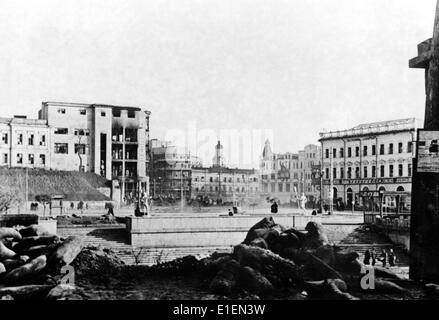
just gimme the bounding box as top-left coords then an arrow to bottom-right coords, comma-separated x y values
409,0 -> 439,282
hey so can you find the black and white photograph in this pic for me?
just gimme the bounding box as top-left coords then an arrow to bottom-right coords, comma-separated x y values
0,0 -> 439,314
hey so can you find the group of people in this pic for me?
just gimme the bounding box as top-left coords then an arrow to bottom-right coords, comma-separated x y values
363,248 -> 397,267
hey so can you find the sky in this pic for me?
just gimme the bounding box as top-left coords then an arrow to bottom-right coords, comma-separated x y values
0,0 -> 436,167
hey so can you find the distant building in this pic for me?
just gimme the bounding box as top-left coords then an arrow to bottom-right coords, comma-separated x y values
319,118 -> 419,209
191,141 -> 259,205
149,139 -> 202,200
259,140 -> 321,205
0,116 -> 50,169
1,101 -> 152,204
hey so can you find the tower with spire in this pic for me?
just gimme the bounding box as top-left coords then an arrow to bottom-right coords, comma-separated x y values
212,140 -> 225,167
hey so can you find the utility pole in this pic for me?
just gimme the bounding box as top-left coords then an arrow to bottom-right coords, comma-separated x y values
329,146 -> 334,214
180,168 -> 184,211
25,167 -> 29,212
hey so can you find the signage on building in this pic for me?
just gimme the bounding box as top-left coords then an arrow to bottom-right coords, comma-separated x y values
416,130 -> 439,173
322,177 -> 411,185
311,164 -> 321,186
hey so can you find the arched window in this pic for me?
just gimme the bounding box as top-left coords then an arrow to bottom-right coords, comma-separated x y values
396,186 -> 405,192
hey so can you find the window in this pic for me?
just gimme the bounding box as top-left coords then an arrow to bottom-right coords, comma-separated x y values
380,144 -> 385,155
380,165 -> 385,177
38,154 -> 44,165
1,133 -> 8,144
79,109 -> 87,115
286,183 -> 291,192
363,166 -> 368,178
325,168 -> 329,179
333,148 -> 337,158
339,148 -> 344,158
398,142 -> 403,154
57,108 -> 66,114
278,183 -> 283,192
74,129 -> 90,136
398,164 -> 403,177
347,167 -> 352,179
270,173 -> 275,180
408,164 -> 412,176
348,147 -> 352,157
340,168 -> 344,179
355,167 -> 360,178
112,109 -> 121,117
17,133 -> 23,145
355,147 -> 359,157
389,164 -> 394,177
54,128 -> 68,135
28,134 -> 34,146
17,153 -> 23,164
333,168 -> 337,179
271,183 -> 276,192
2,154 -> 8,164
209,177 -> 213,182
128,110 -> 136,118
389,143 -> 393,155
372,165 -> 376,178
372,145 -> 376,156
40,135 -> 46,146
101,111 -> 106,117
408,142 -> 413,153
75,144 -> 89,155
54,143 -> 68,154
325,149 -> 329,159
28,154 -> 34,165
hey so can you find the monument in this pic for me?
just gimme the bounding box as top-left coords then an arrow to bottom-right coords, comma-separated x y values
409,0 -> 439,282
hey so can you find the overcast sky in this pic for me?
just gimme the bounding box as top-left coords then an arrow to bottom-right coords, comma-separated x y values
0,0 -> 436,167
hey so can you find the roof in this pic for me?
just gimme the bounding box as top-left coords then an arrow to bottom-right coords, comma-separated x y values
0,117 -> 48,126
42,101 -> 150,113
192,166 -> 257,175
319,118 -> 419,141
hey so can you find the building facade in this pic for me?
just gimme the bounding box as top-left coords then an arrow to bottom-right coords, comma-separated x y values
259,140 -> 321,205
1,101 -> 151,204
149,139 -> 202,201
319,118 -> 419,208
191,141 -> 260,205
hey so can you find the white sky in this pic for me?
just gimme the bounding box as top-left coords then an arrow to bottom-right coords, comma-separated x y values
0,0 -> 436,167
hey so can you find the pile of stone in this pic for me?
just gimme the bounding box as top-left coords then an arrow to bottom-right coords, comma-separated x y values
204,217 -> 415,300
0,225 -> 82,300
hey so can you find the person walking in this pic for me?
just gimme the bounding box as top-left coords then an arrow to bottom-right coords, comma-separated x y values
380,249 -> 388,268
271,200 -> 278,214
388,249 -> 396,267
363,249 -> 371,265
371,248 -> 376,266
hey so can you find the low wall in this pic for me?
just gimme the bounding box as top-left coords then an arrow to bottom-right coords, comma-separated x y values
323,223 -> 362,244
127,214 -> 321,248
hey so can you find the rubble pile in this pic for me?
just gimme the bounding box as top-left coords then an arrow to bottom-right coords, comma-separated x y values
201,217 -> 420,300
0,225 -> 82,300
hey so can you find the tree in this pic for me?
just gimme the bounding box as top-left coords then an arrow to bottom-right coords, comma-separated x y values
0,186 -> 21,214
35,194 -> 51,216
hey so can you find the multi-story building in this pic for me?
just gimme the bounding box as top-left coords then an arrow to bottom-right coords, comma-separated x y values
1,101 -> 151,204
319,118 -> 419,208
0,116 -> 50,169
191,141 -> 259,205
260,140 -> 321,205
149,139 -> 202,200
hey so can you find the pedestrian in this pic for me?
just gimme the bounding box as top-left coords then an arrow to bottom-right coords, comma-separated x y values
363,249 -> 371,265
388,249 -> 396,267
271,200 -> 278,214
380,249 -> 388,268
299,193 -> 308,215
371,248 -> 376,266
